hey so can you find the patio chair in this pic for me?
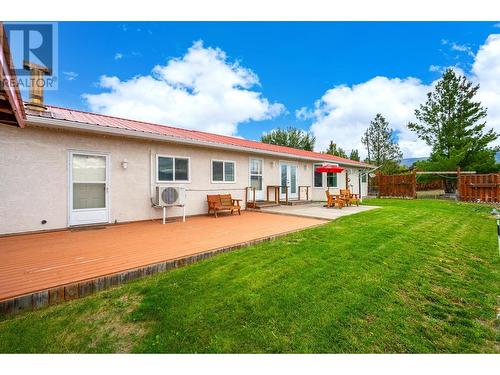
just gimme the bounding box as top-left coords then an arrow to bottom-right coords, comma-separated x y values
207,194 -> 242,218
325,190 -> 344,209
340,189 -> 360,206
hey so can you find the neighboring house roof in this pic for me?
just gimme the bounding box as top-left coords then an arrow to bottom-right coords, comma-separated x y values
26,105 -> 374,168
0,23 -> 26,128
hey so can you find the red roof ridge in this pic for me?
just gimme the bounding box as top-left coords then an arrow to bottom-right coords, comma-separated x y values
30,103 -> 370,167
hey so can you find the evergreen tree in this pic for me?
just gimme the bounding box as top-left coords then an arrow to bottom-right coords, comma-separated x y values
261,127 -> 316,151
325,141 -> 348,158
408,68 -> 499,191
349,149 -> 360,161
361,113 -> 403,168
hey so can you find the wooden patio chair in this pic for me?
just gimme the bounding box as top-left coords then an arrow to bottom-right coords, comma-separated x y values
325,190 -> 344,209
207,194 -> 242,218
340,189 -> 360,206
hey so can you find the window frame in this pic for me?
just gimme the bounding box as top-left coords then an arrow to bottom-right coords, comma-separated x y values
313,163 -> 340,189
313,163 -> 323,188
326,172 -> 338,188
211,159 -> 236,184
156,154 -> 191,183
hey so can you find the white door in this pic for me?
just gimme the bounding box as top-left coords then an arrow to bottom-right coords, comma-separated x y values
69,151 -> 110,226
249,158 -> 264,200
279,162 -> 298,200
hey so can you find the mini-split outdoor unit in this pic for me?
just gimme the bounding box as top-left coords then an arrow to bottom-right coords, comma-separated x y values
154,186 -> 186,207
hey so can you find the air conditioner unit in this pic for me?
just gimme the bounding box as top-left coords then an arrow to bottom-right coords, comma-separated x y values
154,186 -> 186,206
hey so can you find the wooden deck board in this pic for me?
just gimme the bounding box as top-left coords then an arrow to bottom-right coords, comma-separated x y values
0,211 -> 326,301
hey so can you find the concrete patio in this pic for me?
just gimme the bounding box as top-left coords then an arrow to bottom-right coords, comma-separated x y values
261,202 -> 380,220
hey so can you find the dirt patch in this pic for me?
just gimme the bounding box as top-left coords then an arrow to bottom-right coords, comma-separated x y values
84,293 -> 146,353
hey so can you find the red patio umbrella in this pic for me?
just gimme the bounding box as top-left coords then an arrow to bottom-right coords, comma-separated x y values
315,165 -> 345,173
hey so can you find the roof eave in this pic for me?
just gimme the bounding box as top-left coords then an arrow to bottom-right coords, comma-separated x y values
0,23 -> 26,128
26,115 -> 374,168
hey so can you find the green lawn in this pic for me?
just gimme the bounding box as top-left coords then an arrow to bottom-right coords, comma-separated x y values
0,199 -> 499,353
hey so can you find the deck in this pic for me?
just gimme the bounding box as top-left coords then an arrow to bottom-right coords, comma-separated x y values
0,211 -> 326,305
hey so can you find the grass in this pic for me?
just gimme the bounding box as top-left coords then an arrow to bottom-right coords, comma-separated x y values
0,199 -> 499,353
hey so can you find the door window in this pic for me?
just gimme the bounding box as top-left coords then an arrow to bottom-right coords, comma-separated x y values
72,154 -> 106,209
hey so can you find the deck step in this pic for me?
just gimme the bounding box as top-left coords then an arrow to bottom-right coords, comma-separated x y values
279,200 -> 311,206
246,200 -> 280,209
247,200 -> 312,209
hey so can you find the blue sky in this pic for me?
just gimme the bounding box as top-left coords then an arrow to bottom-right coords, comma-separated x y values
23,22 -> 500,157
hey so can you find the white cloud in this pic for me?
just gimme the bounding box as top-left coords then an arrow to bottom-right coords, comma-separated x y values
114,52 -> 123,60
429,64 -> 442,72
295,106 -> 315,120
306,77 -> 432,158
441,39 -> 474,57
84,41 -> 284,135
304,34 -> 500,158
62,71 -> 78,81
450,42 -> 475,57
471,34 -> 500,143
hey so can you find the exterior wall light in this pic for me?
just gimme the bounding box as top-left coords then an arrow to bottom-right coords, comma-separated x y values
121,159 -> 128,169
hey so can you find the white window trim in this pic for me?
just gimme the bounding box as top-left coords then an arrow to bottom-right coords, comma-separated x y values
312,163 -> 323,188
249,157 -> 264,177
211,159 -> 236,184
67,149 -> 111,226
248,157 -> 264,199
156,154 -> 191,183
312,163 -> 340,189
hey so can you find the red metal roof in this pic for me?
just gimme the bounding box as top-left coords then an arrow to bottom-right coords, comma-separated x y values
27,104 -> 372,167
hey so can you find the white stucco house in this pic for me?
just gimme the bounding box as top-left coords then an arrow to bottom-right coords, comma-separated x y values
0,32 -> 374,236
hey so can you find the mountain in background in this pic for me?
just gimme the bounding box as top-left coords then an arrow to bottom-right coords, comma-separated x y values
400,157 -> 428,167
400,151 -> 500,167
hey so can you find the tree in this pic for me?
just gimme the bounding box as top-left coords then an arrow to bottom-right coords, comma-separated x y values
408,68 -> 499,192
261,127 -> 315,151
361,113 -> 403,171
349,149 -> 360,161
325,141 -> 348,158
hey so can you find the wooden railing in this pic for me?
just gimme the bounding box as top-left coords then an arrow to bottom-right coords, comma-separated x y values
266,185 -> 280,204
280,185 -> 289,204
247,185 -> 312,206
245,187 -> 256,208
298,185 -> 311,201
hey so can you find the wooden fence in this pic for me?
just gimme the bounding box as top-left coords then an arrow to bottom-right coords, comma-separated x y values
376,171 -> 416,198
416,179 -> 443,191
457,173 -> 500,203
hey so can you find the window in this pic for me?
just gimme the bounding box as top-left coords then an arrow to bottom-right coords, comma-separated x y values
361,173 -> 367,183
250,158 -> 263,191
157,155 -> 190,182
327,172 -> 338,188
313,163 -> 323,188
212,160 -> 235,183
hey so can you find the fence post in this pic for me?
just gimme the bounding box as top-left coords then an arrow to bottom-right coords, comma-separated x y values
496,173 -> 499,204
376,171 -> 381,198
456,167 -> 461,201
412,169 -> 417,199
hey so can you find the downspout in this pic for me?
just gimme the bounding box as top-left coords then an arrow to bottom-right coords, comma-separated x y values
358,170 -> 362,202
